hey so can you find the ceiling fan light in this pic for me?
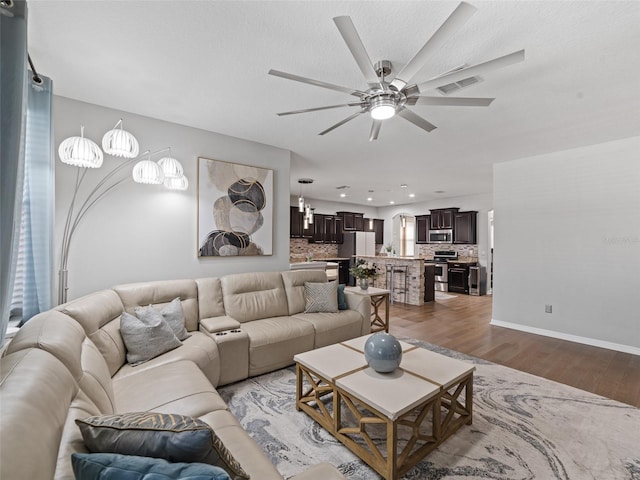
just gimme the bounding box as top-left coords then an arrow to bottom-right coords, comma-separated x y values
132,160 -> 164,185
58,126 -> 104,168
102,120 -> 139,158
370,97 -> 396,120
158,156 -> 183,178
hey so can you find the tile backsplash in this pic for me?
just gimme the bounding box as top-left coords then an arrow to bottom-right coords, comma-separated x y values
290,239 -> 338,262
416,244 -> 478,259
290,239 -> 476,262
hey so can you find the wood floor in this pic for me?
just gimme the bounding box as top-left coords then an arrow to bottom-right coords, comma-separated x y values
386,293 -> 640,408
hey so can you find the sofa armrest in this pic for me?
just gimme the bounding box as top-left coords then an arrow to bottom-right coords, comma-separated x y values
290,463 -> 347,479
344,292 -> 371,335
199,316 -> 241,334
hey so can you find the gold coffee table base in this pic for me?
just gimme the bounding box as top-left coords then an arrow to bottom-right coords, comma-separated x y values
295,362 -> 474,480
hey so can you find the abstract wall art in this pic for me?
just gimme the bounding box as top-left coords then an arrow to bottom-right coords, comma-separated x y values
198,157 -> 273,257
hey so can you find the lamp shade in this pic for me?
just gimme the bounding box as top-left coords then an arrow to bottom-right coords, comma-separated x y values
102,122 -> 139,158
58,127 -> 103,168
132,160 -> 164,184
164,175 -> 189,191
158,156 -> 183,179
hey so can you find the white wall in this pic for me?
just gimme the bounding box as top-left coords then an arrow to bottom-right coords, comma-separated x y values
492,136 -> 640,352
378,193 -> 493,264
55,97 -> 291,300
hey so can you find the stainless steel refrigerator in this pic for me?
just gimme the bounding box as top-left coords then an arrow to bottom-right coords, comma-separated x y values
338,232 -> 376,285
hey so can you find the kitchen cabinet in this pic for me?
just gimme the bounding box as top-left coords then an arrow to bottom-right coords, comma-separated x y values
290,206 -> 312,239
310,213 -> 325,243
416,215 -> 430,244
453,211 -> 477,244
447,261 -> 476,294
364,218 -> 385,244
321,215 -> 343,244
337,211 -> 364,231
429,208 -> 458,230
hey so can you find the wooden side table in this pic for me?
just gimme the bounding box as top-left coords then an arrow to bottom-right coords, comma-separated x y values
344,286 -> 390,333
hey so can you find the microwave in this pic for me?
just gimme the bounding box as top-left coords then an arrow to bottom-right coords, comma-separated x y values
428,229 -> 453,244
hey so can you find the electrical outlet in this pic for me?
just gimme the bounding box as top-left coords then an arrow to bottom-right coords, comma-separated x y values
545,304 -> 553,314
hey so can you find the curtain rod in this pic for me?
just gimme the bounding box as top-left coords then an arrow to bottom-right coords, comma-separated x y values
27,54 -> 42,85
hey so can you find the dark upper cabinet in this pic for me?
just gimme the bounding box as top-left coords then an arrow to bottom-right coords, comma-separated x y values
453,211 -> 477,244
310,213 -> 325,243
374,219 -> 384,244
429,208 -> 458,230
290,206 -> 312,239
416,215 -> 430,244
364,218 -> 384,244
333,216 -> 344,244
337,211 -> 364,231
318,215 -> 343,244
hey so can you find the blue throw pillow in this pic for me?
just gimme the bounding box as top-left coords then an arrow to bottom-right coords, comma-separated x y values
75,412 -> 249,479
337,284 -> 348,310
71,453 -> 231,480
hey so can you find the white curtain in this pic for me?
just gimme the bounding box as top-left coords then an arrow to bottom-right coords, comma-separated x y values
0,0 -> 28,346
17,74 -> 55,324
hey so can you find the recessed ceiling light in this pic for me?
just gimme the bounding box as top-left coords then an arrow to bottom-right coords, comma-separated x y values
367,197 -> 373,202
389,201 -> 395,205
400,184 -> 408,188
340,193 -> 346,198
409,193 -> 415,198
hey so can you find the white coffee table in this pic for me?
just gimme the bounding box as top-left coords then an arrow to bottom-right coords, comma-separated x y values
294,335 -> 475,480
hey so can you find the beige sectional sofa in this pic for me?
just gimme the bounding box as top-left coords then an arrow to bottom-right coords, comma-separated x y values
0,269 -> 371,480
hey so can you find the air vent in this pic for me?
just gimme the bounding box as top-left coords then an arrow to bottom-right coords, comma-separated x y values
335,185 -> 351,190
437,75 -> 482,95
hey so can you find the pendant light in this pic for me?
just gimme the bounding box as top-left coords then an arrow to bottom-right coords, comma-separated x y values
133,150 -> 164,184
102,119 -> 139,158
158,151 -> 184,179
58,126 -> 104,168
164,174 -> 189,190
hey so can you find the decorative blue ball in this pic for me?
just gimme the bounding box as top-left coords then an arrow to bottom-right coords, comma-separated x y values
364,332 -> 402,373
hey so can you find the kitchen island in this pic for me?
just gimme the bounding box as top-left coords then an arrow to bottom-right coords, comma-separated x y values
355,255 -> 425,306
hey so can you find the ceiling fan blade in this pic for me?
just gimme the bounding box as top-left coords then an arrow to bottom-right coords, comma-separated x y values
369,120 -> 382,142
406,96 -> 494,107
319,110 -> 365,136
277,102 -> 363,116
397,108 -> 437,132
333,16 -> 380,88
416,49 -> 525,92
391,2 -> 476,90
268,69 -> 366,98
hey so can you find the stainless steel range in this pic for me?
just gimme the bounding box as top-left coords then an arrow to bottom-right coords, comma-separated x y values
432,250 -> 458,292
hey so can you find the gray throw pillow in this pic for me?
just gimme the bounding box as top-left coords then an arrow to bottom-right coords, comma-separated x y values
304,281 -> 339,313
120,310 -> 182,365
135,297 -> 190,341
75,412 -> 249,480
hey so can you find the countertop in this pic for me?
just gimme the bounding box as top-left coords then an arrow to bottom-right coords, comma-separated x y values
290,257 -> 350,263
355,255 -> 423,261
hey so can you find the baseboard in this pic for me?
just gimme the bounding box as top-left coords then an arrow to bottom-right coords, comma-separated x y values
490,319 -> 640,356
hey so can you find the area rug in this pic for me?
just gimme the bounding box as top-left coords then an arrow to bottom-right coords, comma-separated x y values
218,339 -> 640,479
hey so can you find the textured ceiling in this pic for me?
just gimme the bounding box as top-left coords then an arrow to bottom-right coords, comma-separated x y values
27,1 -> 640,207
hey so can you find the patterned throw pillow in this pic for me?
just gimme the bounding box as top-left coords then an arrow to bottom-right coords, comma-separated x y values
120,310 -> 182,365
135,297 -> 190,341
75,412 -> 250,480
71,453 -> 231,480
304,281 -> 339,313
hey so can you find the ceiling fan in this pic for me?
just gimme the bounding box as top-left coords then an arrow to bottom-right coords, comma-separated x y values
268,2 -> 524,141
